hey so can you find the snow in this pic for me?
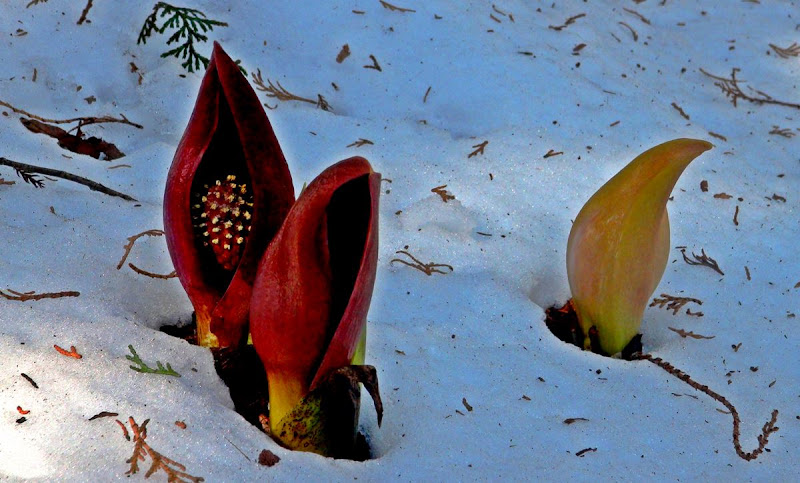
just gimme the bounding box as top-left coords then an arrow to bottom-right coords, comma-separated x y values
1,1 -> 798,481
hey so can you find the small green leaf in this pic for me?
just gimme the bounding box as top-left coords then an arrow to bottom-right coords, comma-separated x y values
125,344 -> 181,377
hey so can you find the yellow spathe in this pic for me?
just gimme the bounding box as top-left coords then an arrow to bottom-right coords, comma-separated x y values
567,139 -> 713,355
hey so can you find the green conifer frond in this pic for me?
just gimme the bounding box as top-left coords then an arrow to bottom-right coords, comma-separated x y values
137,2 -> 228,73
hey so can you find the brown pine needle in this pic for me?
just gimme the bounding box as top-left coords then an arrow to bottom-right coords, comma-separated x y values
618,21 -> 638,41
671,102 -> 690,120
549,13 -> 585,31
623,7 -> 651,24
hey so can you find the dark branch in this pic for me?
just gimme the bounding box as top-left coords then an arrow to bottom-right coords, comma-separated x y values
0,157 -> 137,202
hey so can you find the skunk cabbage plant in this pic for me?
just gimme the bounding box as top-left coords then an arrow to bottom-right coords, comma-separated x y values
164,43 -> 294,348
251,157 -> 382,458
566,139 -> 712,355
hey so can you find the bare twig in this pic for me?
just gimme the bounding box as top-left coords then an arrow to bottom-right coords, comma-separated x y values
77,0 -> 93,24
678,247 -> 724,275
650,294 -> 702,315
0,157 -> 137,201
390,250 -> 453,276
632,353 -> 779,461
251,70 -> 330,111
700,68 -> 800,110
0,99 -> 142,130
0,288 -> 80,301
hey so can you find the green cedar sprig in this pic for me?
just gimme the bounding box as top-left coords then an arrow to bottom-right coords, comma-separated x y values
137,2 -> 228,73
126,345 -> 181,377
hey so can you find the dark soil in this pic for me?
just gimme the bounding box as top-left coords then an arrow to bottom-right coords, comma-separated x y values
159,320 -> 269,429
544,300 -> 642,360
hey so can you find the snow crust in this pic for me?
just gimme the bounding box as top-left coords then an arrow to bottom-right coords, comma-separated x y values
0,1 -> 797,480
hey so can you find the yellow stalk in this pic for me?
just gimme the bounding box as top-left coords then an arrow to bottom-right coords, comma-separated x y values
267,371 -> 307,434
194,308 -> 219,347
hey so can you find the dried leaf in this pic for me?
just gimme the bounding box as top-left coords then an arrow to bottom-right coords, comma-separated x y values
336,44 -> 351,63
20,117 -> 124,160
258,449 -> 280,467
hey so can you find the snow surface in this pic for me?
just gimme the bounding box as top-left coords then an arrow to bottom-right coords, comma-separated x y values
1,1 -> 798,481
